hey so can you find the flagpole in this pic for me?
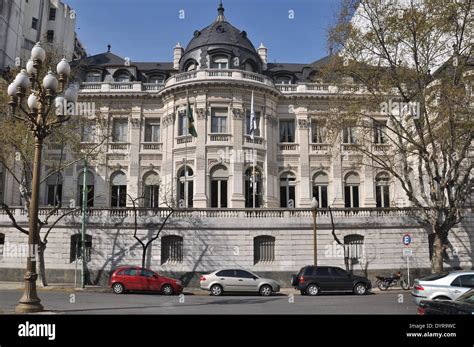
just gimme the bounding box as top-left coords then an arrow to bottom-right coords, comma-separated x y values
251,91 -> 256,209
184,92 -> 188,209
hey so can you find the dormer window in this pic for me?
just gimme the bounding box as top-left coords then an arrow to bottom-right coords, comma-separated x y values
114,70 -> 131,82
86,72 -> 101,82
275,76 -> 292,85
185,61 -> 197,72
244,61 -> 256,72
211,55 -> 228,69
149,75 -> 165,84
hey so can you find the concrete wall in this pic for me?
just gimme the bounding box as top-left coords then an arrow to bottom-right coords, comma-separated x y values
0,208 -> 472,287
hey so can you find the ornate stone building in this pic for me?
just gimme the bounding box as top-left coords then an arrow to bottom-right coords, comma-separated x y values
3,3 -> 408,210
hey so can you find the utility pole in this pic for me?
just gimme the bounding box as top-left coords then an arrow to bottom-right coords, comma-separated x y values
81,159 -> 87,288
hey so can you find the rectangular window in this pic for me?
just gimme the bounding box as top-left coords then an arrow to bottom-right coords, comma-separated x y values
374,123 -> 387,144
144,185 -> 159,208
211,108 -> 228,133
81,123 -> 96,143
47,184 -> 62,206
78,185 -> 94,207
144,119 -> 160,142
46,30 -> 54,43
312,185 -> 328,208
112,119 -> 128,142
344,186 -> 359,208
311,120 -> 327,143
177,111 -> 188,136
49,8 -> 56,20
211,180 -> 228,208
31,17 -> 38,30
376,185 -> 390,208
111,186 -> 127,207
343,126 -> 356,144
245,111 -> 261,137
279,119 -> 295,143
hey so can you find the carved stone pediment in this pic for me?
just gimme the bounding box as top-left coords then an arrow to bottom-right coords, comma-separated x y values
232,108 -> 243,119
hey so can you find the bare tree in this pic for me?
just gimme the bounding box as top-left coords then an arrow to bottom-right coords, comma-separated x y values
127,183 -> 176,268
327,0 -> 473,273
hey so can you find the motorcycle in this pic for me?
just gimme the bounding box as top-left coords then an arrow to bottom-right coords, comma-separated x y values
376,271 -> 410,290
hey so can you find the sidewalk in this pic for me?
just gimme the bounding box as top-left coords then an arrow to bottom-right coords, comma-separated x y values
0,282 -> 408,295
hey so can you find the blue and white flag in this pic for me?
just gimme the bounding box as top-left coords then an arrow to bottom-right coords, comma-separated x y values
249,91 -> 256,140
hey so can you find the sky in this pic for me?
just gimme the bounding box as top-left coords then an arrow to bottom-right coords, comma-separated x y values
66,0 -> 341,64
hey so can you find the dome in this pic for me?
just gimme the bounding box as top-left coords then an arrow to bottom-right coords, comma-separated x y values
179,2 -> 262,73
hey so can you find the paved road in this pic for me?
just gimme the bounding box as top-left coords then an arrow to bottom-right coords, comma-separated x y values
0,289 -> 417,314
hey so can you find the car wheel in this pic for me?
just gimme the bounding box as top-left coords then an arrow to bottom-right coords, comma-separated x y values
161,284 -> 174,295
354,283 -> 367,295
210,284 -> 223,296
306,284 -> 319,296
433,296 -> 451,301
259,285 -> 273,297
112,283 -> 125,294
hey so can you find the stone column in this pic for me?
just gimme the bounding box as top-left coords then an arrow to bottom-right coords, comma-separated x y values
127,106 -> 142,204
362,162 -> 376,207
192,95 -> 208,207
330,145 -> 345,208
230,107 -> 245,207
295,106 -> 311,207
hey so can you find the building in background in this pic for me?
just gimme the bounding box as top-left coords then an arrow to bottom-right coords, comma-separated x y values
0,0 -> 85,72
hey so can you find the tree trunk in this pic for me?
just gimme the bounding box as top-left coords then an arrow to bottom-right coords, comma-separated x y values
38,241 -> 48,287
431,231 -> 444,274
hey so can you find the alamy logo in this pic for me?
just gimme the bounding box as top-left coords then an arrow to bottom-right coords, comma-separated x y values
18,321 -> 56,341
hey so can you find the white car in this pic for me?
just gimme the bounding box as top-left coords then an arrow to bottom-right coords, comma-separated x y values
411,271 -> 474,306
200,269 -> 280,296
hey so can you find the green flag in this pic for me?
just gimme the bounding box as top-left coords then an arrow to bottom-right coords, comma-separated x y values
187,98 -> 198,137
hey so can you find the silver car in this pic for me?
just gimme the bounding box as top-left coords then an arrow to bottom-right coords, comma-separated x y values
412,271 -> 474,306
200,269 -> 280,296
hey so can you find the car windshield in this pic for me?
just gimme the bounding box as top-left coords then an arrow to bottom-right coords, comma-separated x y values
457,291 -> 474,305
420,273 -> 449,281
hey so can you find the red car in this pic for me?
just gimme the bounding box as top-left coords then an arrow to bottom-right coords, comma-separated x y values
109,266 -> 183,295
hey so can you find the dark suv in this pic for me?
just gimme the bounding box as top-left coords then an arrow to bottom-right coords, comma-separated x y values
291,266 -> 372,296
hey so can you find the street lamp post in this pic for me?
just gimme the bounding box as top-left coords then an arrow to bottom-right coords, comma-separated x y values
311,197 -> 318,266
7,42 -> 76,313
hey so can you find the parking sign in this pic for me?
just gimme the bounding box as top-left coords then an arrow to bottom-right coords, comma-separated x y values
402,234 -> 411,246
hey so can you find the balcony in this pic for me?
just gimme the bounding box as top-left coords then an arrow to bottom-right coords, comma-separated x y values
279,143 -> 299,152
108,142 -> 130,152
310,143 -> 330,154
243,135 -> 265,147
78,82 -> 165,94
373,144 -> 390,153
208,133 -> 232,143
141,142 -> 163,151
175,135 -> 195,148
342,144 -> 358,152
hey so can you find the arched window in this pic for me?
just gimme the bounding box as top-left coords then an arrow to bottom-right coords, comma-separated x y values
210,55 -> 228,69
85,71 -> 101,82
177,166 -> 193,208
312,172 -> 328,208
344,172 -> 360,208
344,234 -> 364,269
149,75 -> 165,84
184,60 -> 197,72
280,172 -> 296,208
0,162 -> 4,204
114,70 -> 131,82
111,172 -> 127,207
70,234 -> 92,263
245,167 -> 262,208
244,60 -> 256,72
254,236 -> 275,264
0,233 -> 5,257
78,171 -> 94,207
46,173 -> 63,206
161,235 -> 183,264
210,165 -> 228,208
375,172 -> 390,208
275,76 -> 292,85
143,172 -> 160,208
